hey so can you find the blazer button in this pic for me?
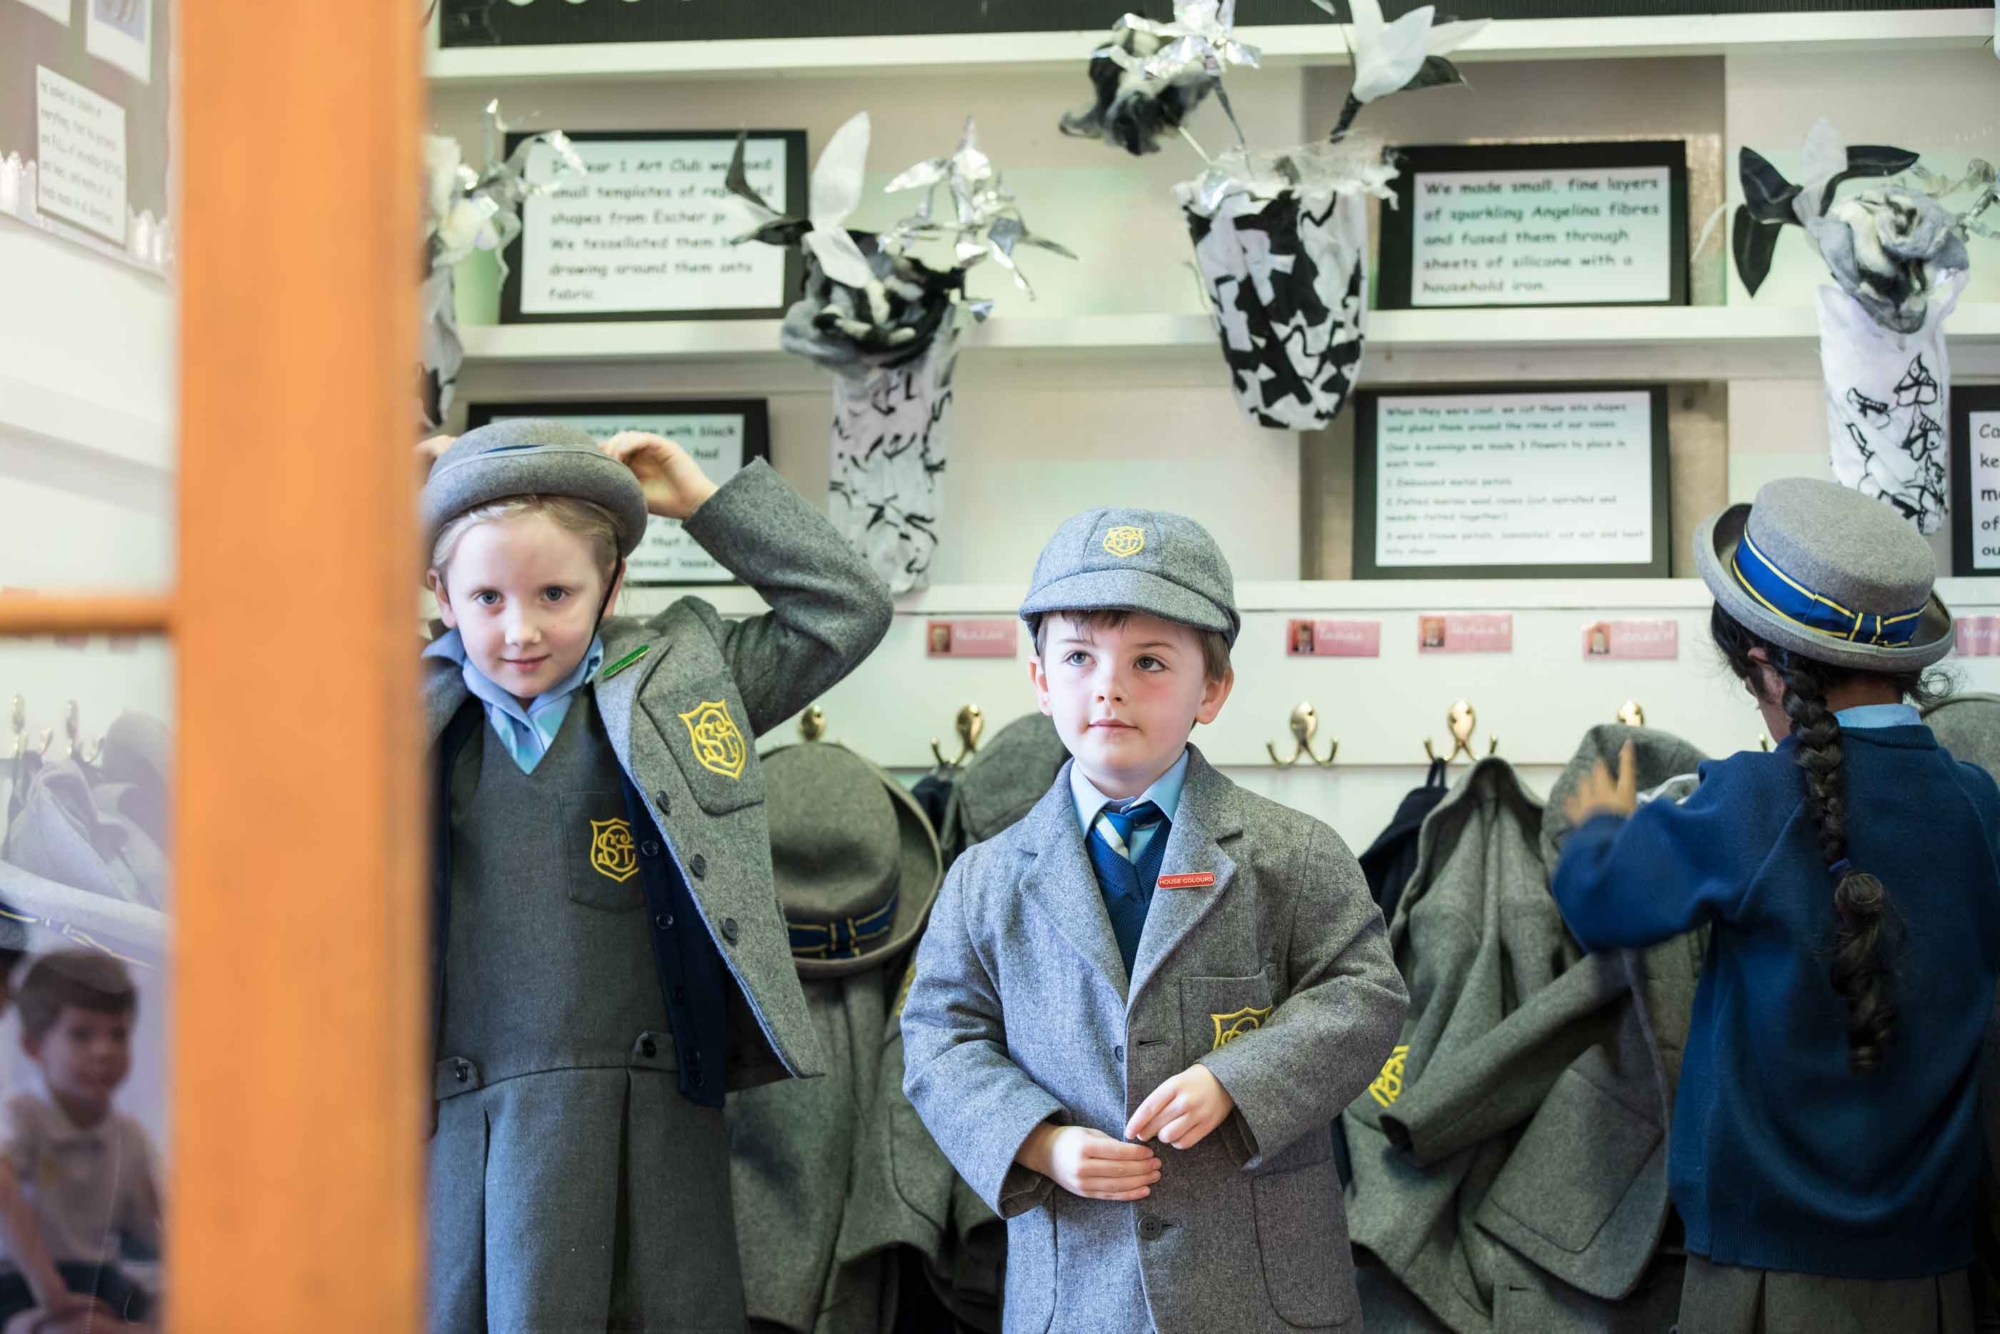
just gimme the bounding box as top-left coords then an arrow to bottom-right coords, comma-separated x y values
690,854 -> 708,878
640,1037 -> 658,1058
721,916 -> 739,943
1114,1045 -> 1125,1063
671,986 -> 687,1006
690,1070 -> 705,1088
655,789 -> 672,814
1139,1216 -> 1164,1241
655,913 -> 674,931
642,840 -> 661,858
453,1060 -> 470,1084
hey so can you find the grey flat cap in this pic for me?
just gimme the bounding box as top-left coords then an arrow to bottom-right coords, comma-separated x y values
1922,694 -> 2000,780
765,742 -> 941,980
421,418 -> 651,558
1019,508 -> 1239,646
1696,478 -> 1953,672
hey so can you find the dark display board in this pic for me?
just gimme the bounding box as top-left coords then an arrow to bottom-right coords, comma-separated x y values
442,0 -> 1984,47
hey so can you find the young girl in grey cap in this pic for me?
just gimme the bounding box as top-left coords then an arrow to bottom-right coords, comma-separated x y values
900,507 -> 1407,1334
1555,478 -> 2000,1333
416,421 -> 891,1333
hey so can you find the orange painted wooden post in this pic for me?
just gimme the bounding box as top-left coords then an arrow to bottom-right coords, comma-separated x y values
169,1 -> 425,1329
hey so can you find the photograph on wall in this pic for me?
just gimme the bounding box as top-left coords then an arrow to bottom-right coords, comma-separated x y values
464,399 -> 771,585
502,130 -> 807,324
1354,383 -> 1672,580
1377,141 -> 1689,311
1,0 -> 170,274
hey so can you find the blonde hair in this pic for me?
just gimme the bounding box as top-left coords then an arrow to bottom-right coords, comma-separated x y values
431,495 -> 622,582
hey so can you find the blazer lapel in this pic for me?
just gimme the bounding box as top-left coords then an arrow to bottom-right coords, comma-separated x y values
590,616 -> 673,769
1126,748 -> 1240,1005
421,654 -> 470,751
1017,761 -> 1132,999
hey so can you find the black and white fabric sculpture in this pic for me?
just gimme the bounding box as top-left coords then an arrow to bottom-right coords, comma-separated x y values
729,113 -> 1069,591
1732,120 -> 1984,534
829,322 -> 962,593
1178,148 -> 1387,430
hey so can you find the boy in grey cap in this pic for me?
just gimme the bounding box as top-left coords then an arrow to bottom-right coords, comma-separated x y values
900,508 -> 1407,1334
417,421 -> 891,1333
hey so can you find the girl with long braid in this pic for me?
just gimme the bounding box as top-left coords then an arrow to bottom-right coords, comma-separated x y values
1552,478 -> 2000,1334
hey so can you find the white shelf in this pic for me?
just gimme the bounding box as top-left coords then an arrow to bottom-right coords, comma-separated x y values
428,11 -> 1993,84
457,303 -> 2000,383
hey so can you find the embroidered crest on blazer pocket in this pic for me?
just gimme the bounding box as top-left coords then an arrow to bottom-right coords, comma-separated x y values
560,792 -> 646,911
642,685 -> 766,816
1179,971 -> 1275,1062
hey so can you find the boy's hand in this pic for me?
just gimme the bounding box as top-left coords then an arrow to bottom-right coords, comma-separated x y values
602,432 -> 719,521
1126,1064 -> 1234,1151
1565,740 -> 1639,825
1017,1123 -> 1160,1202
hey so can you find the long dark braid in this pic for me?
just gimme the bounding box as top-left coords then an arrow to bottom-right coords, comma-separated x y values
1710,607 -> 1941,1073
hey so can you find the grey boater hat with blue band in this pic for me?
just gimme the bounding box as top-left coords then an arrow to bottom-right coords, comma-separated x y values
1695,477 -> 1954,673
1019,508 -> 1241,647
421,418 -> 652,559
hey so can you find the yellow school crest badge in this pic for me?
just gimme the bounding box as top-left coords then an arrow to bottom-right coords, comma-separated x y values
1210,1005 -> 1274,1050
1368,1045 -> 1410,1108
1103,525 -> 1145,559
589,818 -> 640,884
679,699 -> 747,781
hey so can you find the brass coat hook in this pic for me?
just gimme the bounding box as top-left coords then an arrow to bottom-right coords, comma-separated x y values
1616,700 -> 1646,728
61,701 -> 81,761
798,705 -> 828,743
1758,734 -> 1773,753
6,697 -> 22,760
1267,702 -> 1337,768
1425,700 -> 1497,764
930,704 -> 984,768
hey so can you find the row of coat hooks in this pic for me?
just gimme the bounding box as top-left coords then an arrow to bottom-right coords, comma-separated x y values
6,697 -> 104,765
1267,699 -> 1648,768
797,702 -> 989,770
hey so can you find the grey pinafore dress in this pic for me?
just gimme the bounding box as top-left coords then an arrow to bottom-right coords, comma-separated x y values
427,692 -> 746,1333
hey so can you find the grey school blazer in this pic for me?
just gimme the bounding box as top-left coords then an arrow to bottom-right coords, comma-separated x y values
901,747 -> 1408,1334
420,459 -> 894,1089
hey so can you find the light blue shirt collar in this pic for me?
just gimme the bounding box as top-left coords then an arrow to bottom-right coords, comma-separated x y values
1071,749 -> 1189,864
423,630 -> 606,773
1835,702 -> 1921,730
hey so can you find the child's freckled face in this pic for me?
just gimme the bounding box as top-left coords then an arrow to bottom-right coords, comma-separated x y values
1029,613 -> 1232,801
431,513 -> 615,703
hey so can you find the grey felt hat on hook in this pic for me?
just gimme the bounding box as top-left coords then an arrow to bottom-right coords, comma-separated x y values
1695,477 -> 1954,673
764,742 -> 942,980
420,418 -> 651,559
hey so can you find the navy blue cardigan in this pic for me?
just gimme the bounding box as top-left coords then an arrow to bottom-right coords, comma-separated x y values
1553,724 -> 2000,1279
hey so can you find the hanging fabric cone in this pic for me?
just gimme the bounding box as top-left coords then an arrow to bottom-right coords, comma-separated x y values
1818,268 -> 1965,535
828,321 -> 962,594
1177,150 -> 1384,431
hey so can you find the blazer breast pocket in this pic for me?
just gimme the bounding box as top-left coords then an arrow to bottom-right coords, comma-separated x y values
642,683 -> 765,816
1179,970 -> 1275,1063
560,791 -> 646,912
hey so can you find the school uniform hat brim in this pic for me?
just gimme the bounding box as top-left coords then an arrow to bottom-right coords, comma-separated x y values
764,742 -> 942,980
1018,508 -> 1240,647
1695,476 -> 1953,673
421,418 -> 651,559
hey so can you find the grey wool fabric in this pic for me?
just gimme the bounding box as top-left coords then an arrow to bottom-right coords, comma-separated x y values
728,740 -> 942,1334
431,694 -> 745,1333
420,459 -> 893,1332
1344,728 -> 1709,1334
902,747 -> 1407,1334
938,713 -> 1070,868
1695,476 -> 1954,671
421,417 -> 653,558
1017,507 -> 1241,646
